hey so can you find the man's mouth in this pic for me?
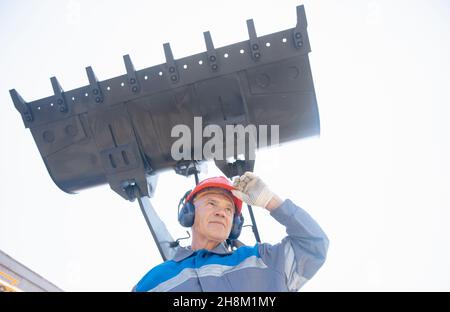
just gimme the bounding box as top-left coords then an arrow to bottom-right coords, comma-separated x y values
209,221 -> 225,227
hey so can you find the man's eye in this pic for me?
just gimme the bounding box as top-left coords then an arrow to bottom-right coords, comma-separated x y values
226,208 -> 232,213
208,201 -> 215,206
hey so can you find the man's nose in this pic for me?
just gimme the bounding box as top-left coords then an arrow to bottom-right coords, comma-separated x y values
214,209 -> 226,218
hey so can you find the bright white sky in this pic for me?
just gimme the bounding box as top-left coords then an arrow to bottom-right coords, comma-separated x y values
1,0 -> 450,291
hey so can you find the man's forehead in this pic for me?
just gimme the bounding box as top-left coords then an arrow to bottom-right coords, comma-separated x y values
194,189 -> 234,206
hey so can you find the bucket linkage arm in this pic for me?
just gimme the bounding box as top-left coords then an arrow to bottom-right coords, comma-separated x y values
125,183 -> 179,262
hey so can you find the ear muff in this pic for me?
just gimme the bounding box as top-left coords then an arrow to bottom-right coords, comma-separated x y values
178,190 -> 245,239
178,190 -> 195,227
228,213 -> 244,240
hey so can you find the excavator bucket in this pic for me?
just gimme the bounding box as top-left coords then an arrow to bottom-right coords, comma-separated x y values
9,5 -> 319,201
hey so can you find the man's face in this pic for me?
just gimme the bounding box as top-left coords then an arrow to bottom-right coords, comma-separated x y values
192,189 -> 235,243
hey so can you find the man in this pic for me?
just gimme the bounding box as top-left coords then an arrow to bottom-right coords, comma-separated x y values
133,172 -> 329,292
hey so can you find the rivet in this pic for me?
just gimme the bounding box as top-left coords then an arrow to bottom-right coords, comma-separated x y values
43,130 -> 55,143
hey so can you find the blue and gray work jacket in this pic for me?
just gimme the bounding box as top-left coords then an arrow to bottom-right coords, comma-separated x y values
134,199 -> 329,292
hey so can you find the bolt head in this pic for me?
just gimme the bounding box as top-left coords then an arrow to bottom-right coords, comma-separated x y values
254,52 -> 261,59
252,44 -> 259,51
43,130 -> 55,143
295,32 -> 302,39
130,78 -> 136,84
57,99 -> 63,104
170,75 -> 178,81
95,97 -> 101,103
169,67 -> 175,73
212,64 -> 218,71
93,89 -> 99,95
209,55 -> 216,62
132,86 -> 139,92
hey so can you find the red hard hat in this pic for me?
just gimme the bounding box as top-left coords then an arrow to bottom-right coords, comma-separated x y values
185,176 -> 243,214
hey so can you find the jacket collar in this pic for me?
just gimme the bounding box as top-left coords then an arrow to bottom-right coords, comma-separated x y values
172,242 -> 232,262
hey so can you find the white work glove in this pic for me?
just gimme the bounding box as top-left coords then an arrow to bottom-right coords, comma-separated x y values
231,172 -> 275,209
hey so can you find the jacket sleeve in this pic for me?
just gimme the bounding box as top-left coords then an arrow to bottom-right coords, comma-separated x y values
257,199 -> 329,291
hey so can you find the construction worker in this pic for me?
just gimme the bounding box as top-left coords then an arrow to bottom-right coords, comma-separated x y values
133,172 -> 329,292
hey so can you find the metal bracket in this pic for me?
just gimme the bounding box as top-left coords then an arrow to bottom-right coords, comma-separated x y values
50,77 -> 68,113
86,66 -> 104,104
123,54 -> 141,93
163,43 -> 180,83
293,5 -> 307,49
203,31 -> 219,72
174,160 -> 200,177
100,142 -> 139,175
247,19 -> 261,61
214,159 -> 255,179
9,89 -> 33,125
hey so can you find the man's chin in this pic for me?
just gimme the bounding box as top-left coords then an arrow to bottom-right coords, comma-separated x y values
206,224 -> 230,239
206,232 -> 228,242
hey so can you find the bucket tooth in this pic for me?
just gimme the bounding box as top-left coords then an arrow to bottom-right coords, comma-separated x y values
9,89 -> 33,125
203,31 -> 219,72
86,66 -> 104,103
50,76 -> 68,113
123,54 -> 141,93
